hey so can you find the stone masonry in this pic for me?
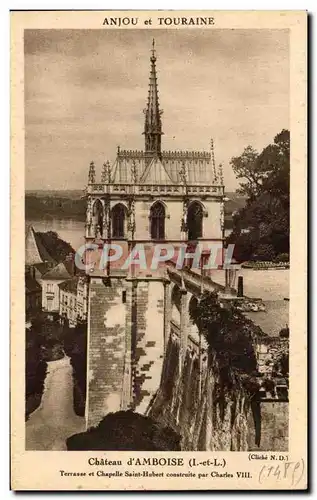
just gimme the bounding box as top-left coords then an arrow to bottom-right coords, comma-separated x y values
133,280 -> 165,413
86,276 -> 166,428
86,278 -> 131,428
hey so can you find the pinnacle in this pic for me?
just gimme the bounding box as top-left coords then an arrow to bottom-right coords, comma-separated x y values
144,40 -> 163,155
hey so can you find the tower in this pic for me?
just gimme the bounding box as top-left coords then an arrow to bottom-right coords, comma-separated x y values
84,41 -> 225,429
143,39 -> 163,158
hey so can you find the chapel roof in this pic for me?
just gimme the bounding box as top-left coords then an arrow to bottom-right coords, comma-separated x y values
111,149 -> 215,185
88,42 -> 222,188
139,156 -> 174,184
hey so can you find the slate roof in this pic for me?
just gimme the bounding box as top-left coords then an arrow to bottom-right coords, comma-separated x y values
104,45 -> 217,187
42,262 -> 73,281
111,150 -> 213,185
25,225 -> 56,266
58,276 -> 79,294
139,156 -> 174,184
33,262 -> 54,276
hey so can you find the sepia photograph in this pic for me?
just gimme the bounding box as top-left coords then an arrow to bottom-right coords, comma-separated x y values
24,27 -> 290,452
10,10 -> 307,491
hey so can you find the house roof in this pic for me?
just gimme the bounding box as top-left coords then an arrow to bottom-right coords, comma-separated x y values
33,261 -> 54,276
63,259 -> 75,276
58,276 -> 79,294
25,225 -> 56,266
42,262 -> 73,281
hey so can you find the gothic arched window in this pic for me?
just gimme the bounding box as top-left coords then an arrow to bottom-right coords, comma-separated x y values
150,202 -> 165,240
188,296 -> 198,319
187,201 -> 204,241
93,199 -> 104,237
111,204 -> 126,238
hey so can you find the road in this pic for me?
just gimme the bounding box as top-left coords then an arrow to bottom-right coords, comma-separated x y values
25,355 -> 85,450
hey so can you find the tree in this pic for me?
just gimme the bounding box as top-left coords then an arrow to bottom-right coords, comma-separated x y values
189,291 -> 264,386
30,313 -> 64,362
230,146 -> 265,198
66,411 -> 181,451
253,243 -> 275,262
226,230 -> 258,262
64,320 -> 88,416
259,130 -> 290,208
37,231 -> 74,263
25,327 -> 47,418
189,291 -> 263,446
273,331 -> 289,377
228,130 -> 290,261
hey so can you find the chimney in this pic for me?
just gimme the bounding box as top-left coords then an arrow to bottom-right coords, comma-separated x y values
65,252 -> 75,276
237,276 -> 244,297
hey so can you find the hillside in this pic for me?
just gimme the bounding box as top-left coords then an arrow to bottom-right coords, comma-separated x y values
26,190 -> 85,200
25,191 -> 86,220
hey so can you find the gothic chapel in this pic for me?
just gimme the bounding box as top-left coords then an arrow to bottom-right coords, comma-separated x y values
85,40 -> 225,252
84,40 -> 226,428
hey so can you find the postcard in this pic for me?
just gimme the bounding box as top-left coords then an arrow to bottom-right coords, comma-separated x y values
11,10 -> 307,490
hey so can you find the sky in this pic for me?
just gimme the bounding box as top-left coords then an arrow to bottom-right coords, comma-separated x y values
25,29 -> 289,191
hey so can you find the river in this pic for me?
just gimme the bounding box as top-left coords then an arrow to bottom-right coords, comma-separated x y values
236,269 -> 289,336
26,217 -> 289,337
26,218 -> 86,251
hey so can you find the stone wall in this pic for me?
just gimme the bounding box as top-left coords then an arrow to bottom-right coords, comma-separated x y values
133,198 -> 222,242
149,331 -> 289,452
149,332 -> 251,451
248,402 -> 289,451
86,277 -> 131,428
86,274 -> 289,449
132,280 -> 165,413
134,199 -> 183,241
256,337 -> 289,375
86,276 -> 166,428
203,200 -> 222,240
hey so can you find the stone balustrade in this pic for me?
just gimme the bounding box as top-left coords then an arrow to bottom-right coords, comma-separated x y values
115,149 -> 212,160
87,183 -> 224,197
167,264 -> 226,296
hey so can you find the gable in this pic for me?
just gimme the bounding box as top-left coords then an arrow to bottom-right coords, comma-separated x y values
42,262 -> 73,281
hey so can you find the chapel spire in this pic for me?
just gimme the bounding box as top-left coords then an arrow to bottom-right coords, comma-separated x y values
143,39 -> 163,157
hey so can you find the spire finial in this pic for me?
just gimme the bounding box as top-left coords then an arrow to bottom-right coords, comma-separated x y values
210,138 -> 218,182
88,160 -> 95,184
218,163 -> 224,185
131,160 -> 138,184
151,38 -> 156,60
179,161 -> 187,185
143,40 -> 163,157
101,161 -> 111,184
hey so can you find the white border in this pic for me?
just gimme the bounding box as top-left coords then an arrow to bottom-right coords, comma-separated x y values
4,1 -> 314,497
